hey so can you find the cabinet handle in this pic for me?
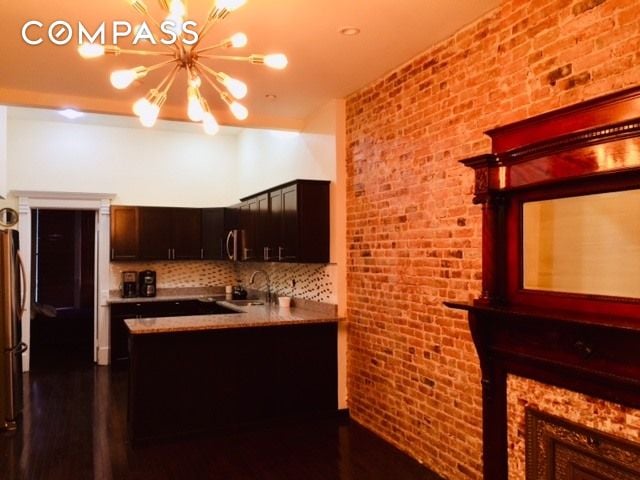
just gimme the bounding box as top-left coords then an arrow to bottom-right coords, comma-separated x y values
172,248 -> 176,260
573,340 -> 594,359
264,247 -> 272,261
243,248 -> 252,261
168,248 -> 172,260
201,248 -> 204,260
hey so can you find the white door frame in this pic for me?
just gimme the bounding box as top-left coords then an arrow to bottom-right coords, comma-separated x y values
14,191 -> 114,371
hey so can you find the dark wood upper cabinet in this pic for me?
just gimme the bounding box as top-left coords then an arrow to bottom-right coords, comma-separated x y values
172,208 -> 202,260
202,208 -> 238,260
242,180 -> 330,263
110,206 -> 139,260
256,193 -> 270,260
138,207 -> 170,260
238,198 -> 258,261
111,206 -> 202,261
111,180 -> 330,264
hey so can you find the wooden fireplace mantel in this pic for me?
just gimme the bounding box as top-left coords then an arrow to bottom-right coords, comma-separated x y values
447,86 -> 640,480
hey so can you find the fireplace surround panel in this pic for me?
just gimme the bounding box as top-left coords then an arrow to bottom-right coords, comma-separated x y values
447,86 -> 640,479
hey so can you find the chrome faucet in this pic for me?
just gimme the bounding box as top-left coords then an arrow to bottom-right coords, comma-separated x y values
249,270 -> 272,304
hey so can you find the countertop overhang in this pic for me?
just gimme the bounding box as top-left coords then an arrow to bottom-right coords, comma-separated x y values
124,301 -> 342,334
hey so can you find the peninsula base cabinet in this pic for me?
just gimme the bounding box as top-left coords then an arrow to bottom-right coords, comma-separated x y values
110,300 -> 235,365
128,323 -> 338,442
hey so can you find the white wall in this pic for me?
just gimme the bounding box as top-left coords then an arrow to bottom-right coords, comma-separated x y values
7,115 -> 239,207
0,107 -> 7,198
236,107 -> 337,199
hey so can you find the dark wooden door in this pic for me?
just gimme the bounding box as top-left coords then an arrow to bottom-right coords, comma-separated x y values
110,206 -> 139,260
139,207 -> 172,260
173,208 -> 202,260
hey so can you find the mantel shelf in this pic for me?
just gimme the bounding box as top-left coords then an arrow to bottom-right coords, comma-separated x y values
445,300 -> 640,332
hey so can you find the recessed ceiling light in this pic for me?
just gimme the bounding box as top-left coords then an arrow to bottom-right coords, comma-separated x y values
58,109 -> 85,120
265,94 -> 277,100
339,27 -> 361,36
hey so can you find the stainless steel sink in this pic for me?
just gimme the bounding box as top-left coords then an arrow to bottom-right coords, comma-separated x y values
223,299 -> 264,306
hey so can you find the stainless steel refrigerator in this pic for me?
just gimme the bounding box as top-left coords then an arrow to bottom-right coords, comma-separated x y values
1,228 -> 27,431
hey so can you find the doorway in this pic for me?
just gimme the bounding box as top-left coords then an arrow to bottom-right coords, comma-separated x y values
29,209 -> 96,371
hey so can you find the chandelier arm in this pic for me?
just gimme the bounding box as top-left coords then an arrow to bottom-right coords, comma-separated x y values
192,22 -> 215,49
192,10 -> 228,50
147,58 -> 181,73
159,64 -> 182,95
193,42 -> 228,55
128,2 -> 182,54
153,64 -> 180,93
195,62 -> 221,82
196,66 -> 225,97
197,54 -> 250,62
116,48 -> 177,57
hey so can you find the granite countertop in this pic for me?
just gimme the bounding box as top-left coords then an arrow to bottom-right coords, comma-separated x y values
124,301 -> 341,335
108,287 -> 225,304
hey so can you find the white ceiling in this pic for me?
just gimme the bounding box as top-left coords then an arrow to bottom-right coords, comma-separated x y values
0,0 -> 500,129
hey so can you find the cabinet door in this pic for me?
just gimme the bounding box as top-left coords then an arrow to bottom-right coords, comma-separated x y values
139,207 -> 172,260
110,303 -> 143,364
269,190 -> 283,260
281,185 -> 299,261
256,194 -> 270,261
110,206 -> 139,260
297,181 -> 330,263
202,208 -> 226,260
239,199 -> 257,261
173,208 -> 202,260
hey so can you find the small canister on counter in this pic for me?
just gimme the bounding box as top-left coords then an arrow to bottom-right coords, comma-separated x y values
232,282 -> 247,300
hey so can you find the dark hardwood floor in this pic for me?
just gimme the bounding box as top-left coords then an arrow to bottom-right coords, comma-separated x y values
0,363 -> 443,480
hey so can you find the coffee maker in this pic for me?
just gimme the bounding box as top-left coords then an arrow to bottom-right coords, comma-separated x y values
139,270 -> 157,297
121,271 -> 138,298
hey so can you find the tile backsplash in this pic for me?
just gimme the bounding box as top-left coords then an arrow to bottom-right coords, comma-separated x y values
235,262 -> 337,304
110,261 -> 235,290
110,261 -> 336,304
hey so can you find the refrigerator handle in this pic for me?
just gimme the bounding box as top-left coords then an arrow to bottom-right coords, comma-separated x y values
13,342 -> 28,354
17,251 -> 27,317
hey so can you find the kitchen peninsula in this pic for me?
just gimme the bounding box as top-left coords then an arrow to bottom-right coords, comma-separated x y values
125,298 -> 340,442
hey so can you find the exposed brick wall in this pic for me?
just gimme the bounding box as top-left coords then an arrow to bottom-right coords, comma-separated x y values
345,1 -> 640,478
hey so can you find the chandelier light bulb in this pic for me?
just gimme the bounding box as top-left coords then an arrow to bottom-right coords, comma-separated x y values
187,87 -> 205,122
139,103 -> 161,127
202,112 -> 220,136
230,33 -> 248,48
133,97 -> 151,117
189,75 -> 202,88
164,13 -> 184,36
229,101 -> 248,120
216,0 -> 247,12
78,43 -> 105,59
218,73 -> 247,99
111,67 -> 147,90
169,0 -> 187,16
264,54 -> 288,70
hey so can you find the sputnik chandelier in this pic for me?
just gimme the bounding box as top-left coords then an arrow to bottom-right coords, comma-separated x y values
78,0 -> 288,135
